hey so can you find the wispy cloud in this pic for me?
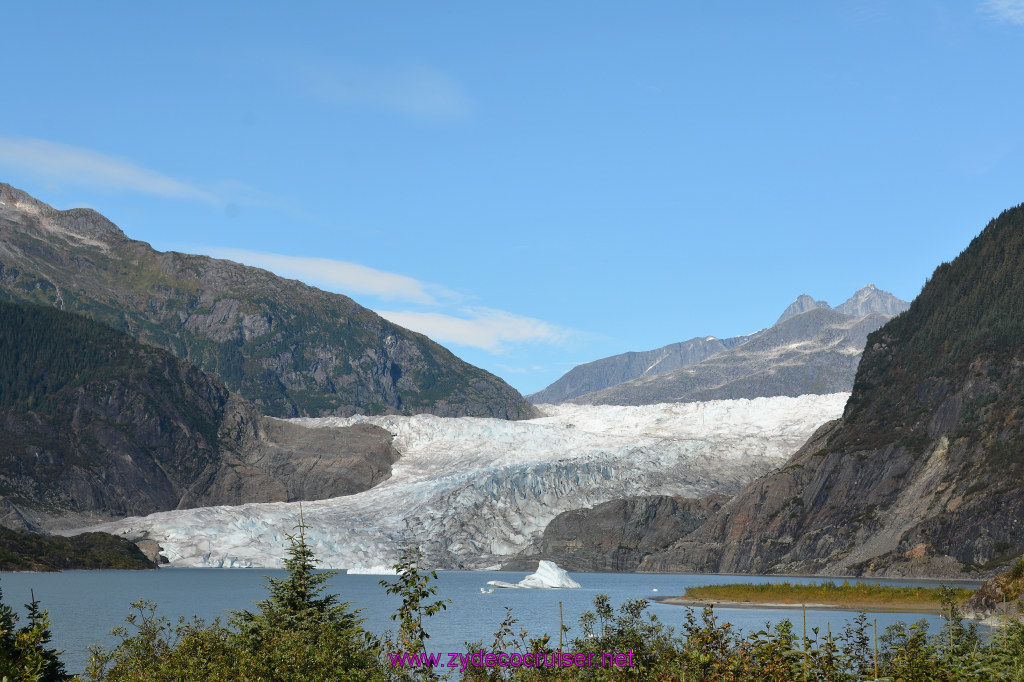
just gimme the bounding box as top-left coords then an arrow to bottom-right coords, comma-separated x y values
375,307 -> 574,352
195,248 -> 576,353
0,137 -> 218,203
202,247 -> 457,305
981,0 -> 1024,23
298,61 -> 472,121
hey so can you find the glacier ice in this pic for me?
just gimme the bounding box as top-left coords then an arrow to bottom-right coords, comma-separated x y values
76,395 -> 848,570
487,560 -> 581,589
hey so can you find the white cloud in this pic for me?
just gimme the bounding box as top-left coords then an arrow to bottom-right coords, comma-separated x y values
300,62 -> 472,120
981,0 -> 1024,23
188,248 -> 575,354
0,137 -> 218,203
202,248 -> 456,305
375,307 -> 574,352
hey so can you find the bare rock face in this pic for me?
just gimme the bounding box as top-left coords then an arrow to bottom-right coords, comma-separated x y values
0,182 -> 535,420
506,494 -> 728,572
775,294 -> 831,326
962,564 -> 1024,621
196,417 -> 400,507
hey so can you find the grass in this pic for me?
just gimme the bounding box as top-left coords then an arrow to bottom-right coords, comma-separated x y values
679,580 -> 974,612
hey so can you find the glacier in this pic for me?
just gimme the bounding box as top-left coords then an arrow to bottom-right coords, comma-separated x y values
77,395 -> 848,570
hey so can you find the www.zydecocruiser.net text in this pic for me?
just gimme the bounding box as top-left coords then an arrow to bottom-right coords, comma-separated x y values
389,650 -> 637,671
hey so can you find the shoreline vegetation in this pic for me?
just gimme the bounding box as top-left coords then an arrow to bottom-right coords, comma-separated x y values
5,527 -> 1024,681
0,528 -> 157,572
655,581 -> 975,614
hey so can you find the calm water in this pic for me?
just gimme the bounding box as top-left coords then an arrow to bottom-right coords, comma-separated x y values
0,568 -> 977,675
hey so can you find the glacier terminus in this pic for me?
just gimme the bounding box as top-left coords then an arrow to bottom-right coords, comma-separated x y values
77,395 -> 848,570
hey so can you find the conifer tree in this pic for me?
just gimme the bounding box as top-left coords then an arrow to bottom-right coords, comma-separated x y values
231,506 -> 365,640
0,582 -> 71,682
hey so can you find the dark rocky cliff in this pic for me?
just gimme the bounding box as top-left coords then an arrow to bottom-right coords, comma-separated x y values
0,299 -> 400,532
506,494 -> 728,572
0,183 -> 535,420
640,203 -> 1024,578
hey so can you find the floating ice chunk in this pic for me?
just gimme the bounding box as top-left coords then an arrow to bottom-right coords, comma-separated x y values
487,560 -> 580,589
521,560 -> 581,589
345,566 -> 398,575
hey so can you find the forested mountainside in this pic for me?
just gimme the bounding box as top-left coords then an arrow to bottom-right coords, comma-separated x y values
0,299 -> 399,532
640,203 -> 1024,578
0,527 -> 156,571
0,183 -> 535,419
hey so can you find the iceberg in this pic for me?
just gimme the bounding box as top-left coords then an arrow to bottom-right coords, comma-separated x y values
345,566 -> 398,575
74,396 -> 848,570
488,561 -> 580,589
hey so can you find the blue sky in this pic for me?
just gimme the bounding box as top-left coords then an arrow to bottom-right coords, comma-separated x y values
2,2 -> 1023,395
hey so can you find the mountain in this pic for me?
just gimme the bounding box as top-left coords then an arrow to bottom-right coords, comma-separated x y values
775,285 -> 909,323
76,395 -> 848,568
0,299 -> 400,532
638,202 -> 1024,578
0,183 -> 534,420
526,335 -> 749,404
531,285 -> 908,407
775,294 -> 830,325
834,283 -> 909,317
572,304 -> 902,406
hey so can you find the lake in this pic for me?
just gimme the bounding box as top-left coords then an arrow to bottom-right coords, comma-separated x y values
0,568 -> 976,675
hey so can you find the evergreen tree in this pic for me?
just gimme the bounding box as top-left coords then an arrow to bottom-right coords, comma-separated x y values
0,581 -> 71,682
231,507 -> 365,641
87,511 -> 381,681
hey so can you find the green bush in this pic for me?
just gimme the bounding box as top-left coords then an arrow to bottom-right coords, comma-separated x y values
83,513 -> 383,682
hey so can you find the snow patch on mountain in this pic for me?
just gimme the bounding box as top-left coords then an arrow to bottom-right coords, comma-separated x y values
81,395 -> 848,570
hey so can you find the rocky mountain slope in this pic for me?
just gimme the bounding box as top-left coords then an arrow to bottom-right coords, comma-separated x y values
963,557 -> 1024,622
0,299 -> 400,532
772,286 -> 907,325
505,494 -> 729,572
639,202 -> 1024,578
574,302 -> 901,405
0,183 -> 534,419
76,395 -> 848,569
527,335 -> 749,404
532,285 -> 908,407
833,283 -> 909,317
775,294 -> 830,325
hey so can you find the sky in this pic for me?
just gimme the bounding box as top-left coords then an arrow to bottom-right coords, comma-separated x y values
2,2 -> 1023,396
